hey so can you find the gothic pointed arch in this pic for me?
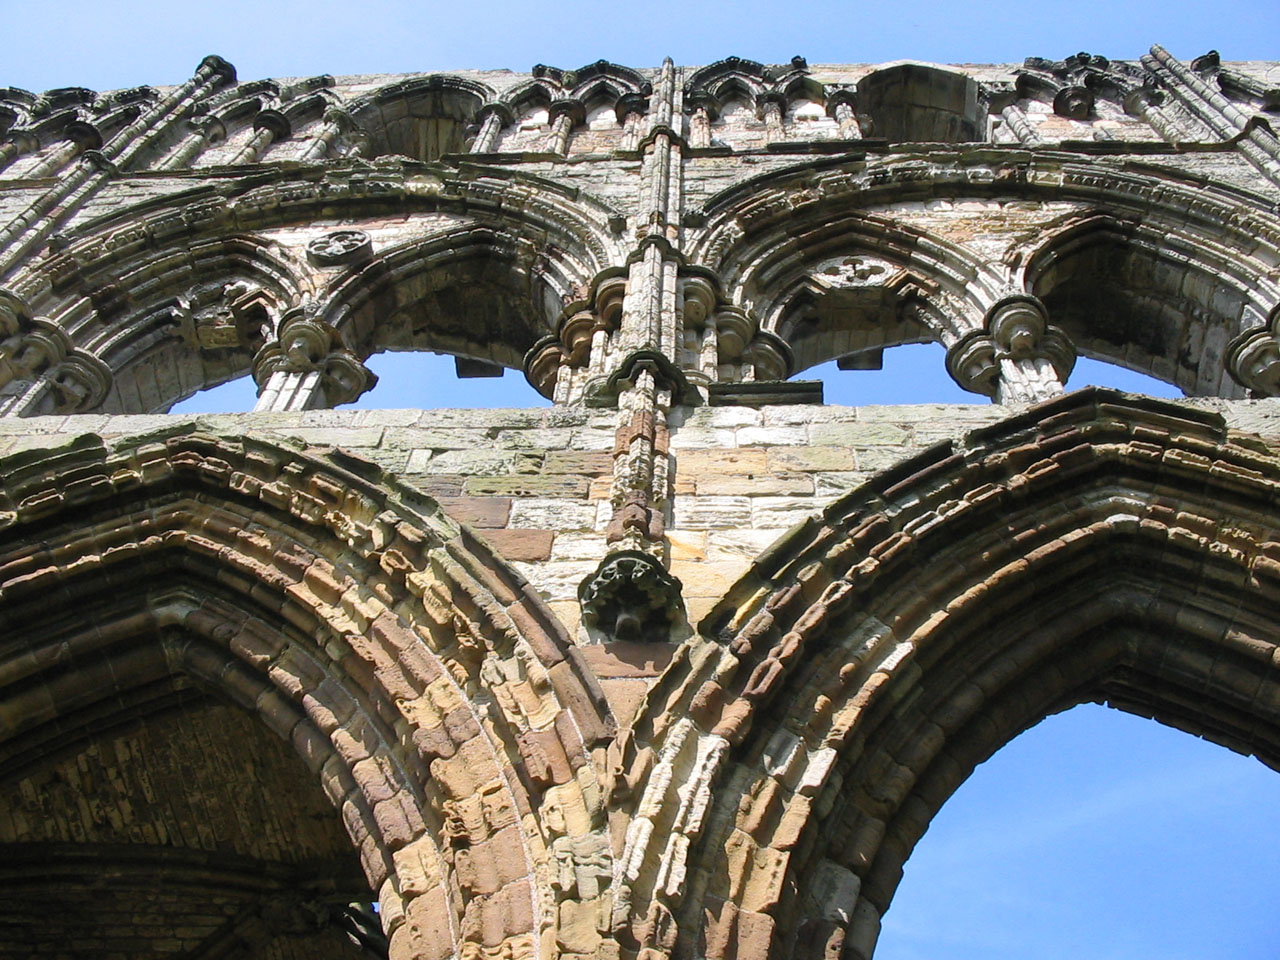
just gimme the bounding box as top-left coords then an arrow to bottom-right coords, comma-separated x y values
1015,211 -> 1267,396
613,389 -> 1280,960
0,427 -> 614,959
565,61 -> 652,100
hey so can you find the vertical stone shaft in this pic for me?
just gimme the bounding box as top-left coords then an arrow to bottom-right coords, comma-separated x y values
619,107 -> 645,152
254,370 -> 325,411
0,131 -> 39,173
999,104 -> 1041,144
158,117 -> 224,170
760,97 -> 785,142
228,111 -> 290,165
228,127 -> 275,164
0,56 -> 233,277
833,101 -> 860,139
23,131 -> 95,179
689,106 -> 711,148
547,111 -> 575,156
605,58 -> 684,557
470,110 -> 503,153
1146,44 -> 1280,180
995,356 -> 1064,404
300,108 -> 354,161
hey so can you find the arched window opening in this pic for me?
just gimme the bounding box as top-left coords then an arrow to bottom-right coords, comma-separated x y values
168,353 -> 553,412
1065,355 -> 1182,398
878,703 -> 1280,960
168,372 -> 258,413
807,342 -> 977,405
354,350 -> 549,409
1027,221 -> 1248,398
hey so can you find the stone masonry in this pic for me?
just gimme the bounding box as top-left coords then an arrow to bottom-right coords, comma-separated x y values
0,48 -> 1279,960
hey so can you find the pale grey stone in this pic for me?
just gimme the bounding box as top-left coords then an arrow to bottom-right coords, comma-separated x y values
736,426 -> 808,447
750,497 -> 819,528
672,496 -> 752,528
415,449 -> 543,475
809,421 -> 911,446
509,498 -> 598,530
669,426 -> 737,449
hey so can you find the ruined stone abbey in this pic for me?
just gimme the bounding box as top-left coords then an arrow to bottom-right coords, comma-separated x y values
0,45 -> 1278,959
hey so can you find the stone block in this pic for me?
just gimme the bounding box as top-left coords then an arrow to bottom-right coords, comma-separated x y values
435,496 -> 511,528
767,446 -> 855,472
483,529 -> 555,561
675,448 -> 769,474
751,497 -> 819,528
696,473 -> 814,496
736,426 -> 808,447
463,475 -> 589,498
417,450 -> 543,475
509,499 -> 597,530
673,496 -> 753,529
544,450 -> 615,475
809,422 -> 911,446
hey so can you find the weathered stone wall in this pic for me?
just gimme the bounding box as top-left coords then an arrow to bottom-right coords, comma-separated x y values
4,46 -> 1280,960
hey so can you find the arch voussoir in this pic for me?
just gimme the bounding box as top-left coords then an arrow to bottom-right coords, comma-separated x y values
613,389 -> 1280,960
0,426 -> 614,960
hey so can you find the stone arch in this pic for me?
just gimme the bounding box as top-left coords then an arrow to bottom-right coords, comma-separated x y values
12,233 -> 308,415
685,58 -> 772,103
1016,211 -> 1267,396
0,428 -> 613,959
564,61 -> 650,101
614,389 -> 1280,960
350,75 -> 494,162
855,62 -> 985,142
4,164 -> 620,413
312,203 -> 608,388
689,151 -> 1280,396
688,168 -> 1008,387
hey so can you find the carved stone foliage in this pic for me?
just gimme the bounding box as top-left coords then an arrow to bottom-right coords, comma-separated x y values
578,550 -> 685,643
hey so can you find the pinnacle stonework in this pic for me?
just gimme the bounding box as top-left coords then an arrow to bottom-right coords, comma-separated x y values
0,49 -> 1279,960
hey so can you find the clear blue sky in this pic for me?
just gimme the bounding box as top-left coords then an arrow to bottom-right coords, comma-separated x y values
4,3 -> 1278,957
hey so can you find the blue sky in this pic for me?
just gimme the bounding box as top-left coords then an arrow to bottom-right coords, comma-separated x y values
4,2 -> 1278,956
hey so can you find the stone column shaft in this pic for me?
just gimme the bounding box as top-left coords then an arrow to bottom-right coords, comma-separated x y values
300,119 -> 343,161
995,355 -> 1064,404
470,111 -> 503,153
159,118 -> 224,170
0,56 -> 233,278
254,369 -> 325,411
761,99 -> 785,142
689,106 -> 711,148
0,132 -> 38,173
228,127 -> 275,164
1000,104 -> 1041,144
834,101 -> 860,139
619,110 -> 645,151
547,112 -> 574,156
23,139 -> 87,178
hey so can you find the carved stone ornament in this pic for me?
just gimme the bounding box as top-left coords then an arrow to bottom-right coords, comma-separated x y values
1226,314 -> 1280,395
306,229 -> 372,267
577,550 -> 684,643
